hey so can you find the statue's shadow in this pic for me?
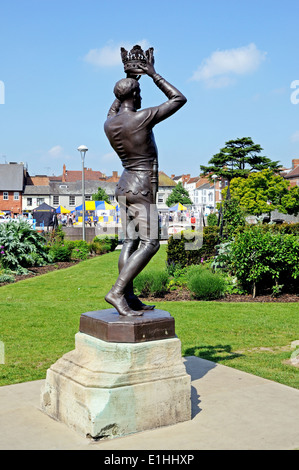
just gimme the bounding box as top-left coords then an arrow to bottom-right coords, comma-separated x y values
184,344 -> 244,418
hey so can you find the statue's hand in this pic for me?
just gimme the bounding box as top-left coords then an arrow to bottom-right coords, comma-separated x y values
139,47 -> 156,77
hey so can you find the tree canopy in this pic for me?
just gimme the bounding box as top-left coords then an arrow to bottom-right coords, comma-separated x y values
92,186 -> 110,203
166,181 -> 193,207
222,169 -> 299,216
200,137 -> 281,183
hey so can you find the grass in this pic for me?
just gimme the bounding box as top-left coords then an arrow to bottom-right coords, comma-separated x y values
0,244 -> 298,389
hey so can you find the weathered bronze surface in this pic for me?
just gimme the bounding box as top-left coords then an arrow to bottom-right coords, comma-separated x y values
103,45 -> 187,317
79,308 -> 175,343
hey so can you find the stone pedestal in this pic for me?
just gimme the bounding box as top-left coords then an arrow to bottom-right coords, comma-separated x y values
40,309 -> 191,439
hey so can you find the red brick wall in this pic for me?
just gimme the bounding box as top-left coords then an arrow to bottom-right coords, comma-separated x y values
0,191 -> 22,214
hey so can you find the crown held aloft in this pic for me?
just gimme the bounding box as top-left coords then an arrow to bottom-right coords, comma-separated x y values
121,44 -> 154,75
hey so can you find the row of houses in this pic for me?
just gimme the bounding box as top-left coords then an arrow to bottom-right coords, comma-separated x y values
0,159 -> 298,216
0,163 -> 178,215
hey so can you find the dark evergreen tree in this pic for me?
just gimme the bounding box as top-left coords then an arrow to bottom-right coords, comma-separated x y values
200,137 -> 281,184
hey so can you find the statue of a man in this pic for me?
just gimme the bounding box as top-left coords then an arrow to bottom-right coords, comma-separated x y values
104,48 -> 187,316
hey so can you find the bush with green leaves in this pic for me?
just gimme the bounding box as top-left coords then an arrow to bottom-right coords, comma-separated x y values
166,227 -> 220,268
0,271 -> 15,284
212,241 -> 234,271
229,225 -> 299,297
134,270 -> 170,297
48,244 -> 72,262
207,212 -> 218,226
187,266 -> 227,300
0,220 -> 50,274
90,235 -> 118,255
64,240 -> 90,260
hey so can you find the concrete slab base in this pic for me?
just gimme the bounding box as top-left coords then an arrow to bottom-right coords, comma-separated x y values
40,332 -> 191,439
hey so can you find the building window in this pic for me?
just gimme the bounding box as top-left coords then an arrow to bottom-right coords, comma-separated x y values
37,198 -> 45,205
69,195 -> 75,206
3,192 -> 8,200
53,195 -> 59,206
158,193 -> 164,203
85,195 -> 92,201
27,198 -> 32,206
14,192 -> 19,200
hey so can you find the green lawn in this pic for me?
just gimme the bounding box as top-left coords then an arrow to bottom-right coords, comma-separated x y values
0,244 -> 298,389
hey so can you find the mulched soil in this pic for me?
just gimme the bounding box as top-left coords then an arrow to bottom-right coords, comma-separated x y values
1,262 -> 298,302
0,261 -> 81,286
144,290 -> 299,303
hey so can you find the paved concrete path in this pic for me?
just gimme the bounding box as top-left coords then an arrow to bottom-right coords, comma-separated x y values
0,357 -> 298,450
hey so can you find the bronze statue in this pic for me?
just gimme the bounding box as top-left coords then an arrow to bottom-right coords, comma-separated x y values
104,45 -> 187,316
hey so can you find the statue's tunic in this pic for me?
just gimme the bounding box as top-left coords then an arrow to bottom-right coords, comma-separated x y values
104,74 -> 186,242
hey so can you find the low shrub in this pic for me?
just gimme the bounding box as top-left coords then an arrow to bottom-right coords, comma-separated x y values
134,270 -> 170,297
0,272 -> 15,284
48,244 -> 72,262
90,235 -> 118,254
65,240 -> 90,260
187,267 -> 227,300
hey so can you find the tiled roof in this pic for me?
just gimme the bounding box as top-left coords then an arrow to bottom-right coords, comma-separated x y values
284,166 -> 299,178
158,171 -> 177,187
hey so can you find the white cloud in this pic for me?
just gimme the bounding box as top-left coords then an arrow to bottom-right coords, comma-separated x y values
190,43 -> 267,88
47,145 -> 71,162
48,145 -> 63,158
84,39 -> 150,67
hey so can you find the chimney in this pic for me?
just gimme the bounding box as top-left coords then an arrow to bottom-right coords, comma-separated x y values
292,159 -> 299,169
171,174 -> 175,179
62,164 -> 66,183
112,171 -> 118,178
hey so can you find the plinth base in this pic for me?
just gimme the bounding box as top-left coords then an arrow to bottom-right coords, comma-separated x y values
79,308 -> 175,343
40,324 -> 191,439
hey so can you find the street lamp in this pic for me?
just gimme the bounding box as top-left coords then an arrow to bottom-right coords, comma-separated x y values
211,174 -> 217,212
77,145 -> 88,241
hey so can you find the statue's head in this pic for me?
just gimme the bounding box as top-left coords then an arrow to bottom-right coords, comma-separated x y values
113,78 -> 141,109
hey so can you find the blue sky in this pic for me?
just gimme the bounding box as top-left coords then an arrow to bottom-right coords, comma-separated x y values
0,0 -> 299,178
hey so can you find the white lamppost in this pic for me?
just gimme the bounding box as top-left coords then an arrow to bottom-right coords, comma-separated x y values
212,174 -> 217,212
77,145 -> 88,241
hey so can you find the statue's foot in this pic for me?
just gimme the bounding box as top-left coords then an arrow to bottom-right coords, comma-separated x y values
126,293 -> 155,311
105,287 -> 144,317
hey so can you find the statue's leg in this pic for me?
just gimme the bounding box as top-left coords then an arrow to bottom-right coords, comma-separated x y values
105,194 -> 159,316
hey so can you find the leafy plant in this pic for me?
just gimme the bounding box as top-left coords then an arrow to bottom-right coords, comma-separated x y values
90,235 -> 118,254
207,212 -> 218,226
0,220 -> 50,273
166,227 -> 220,268
230,226 -> 299,297
134,270 -> 170,297
48,244 -> 72,262
212,241 -> 234,271
187,267 -> 227,300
